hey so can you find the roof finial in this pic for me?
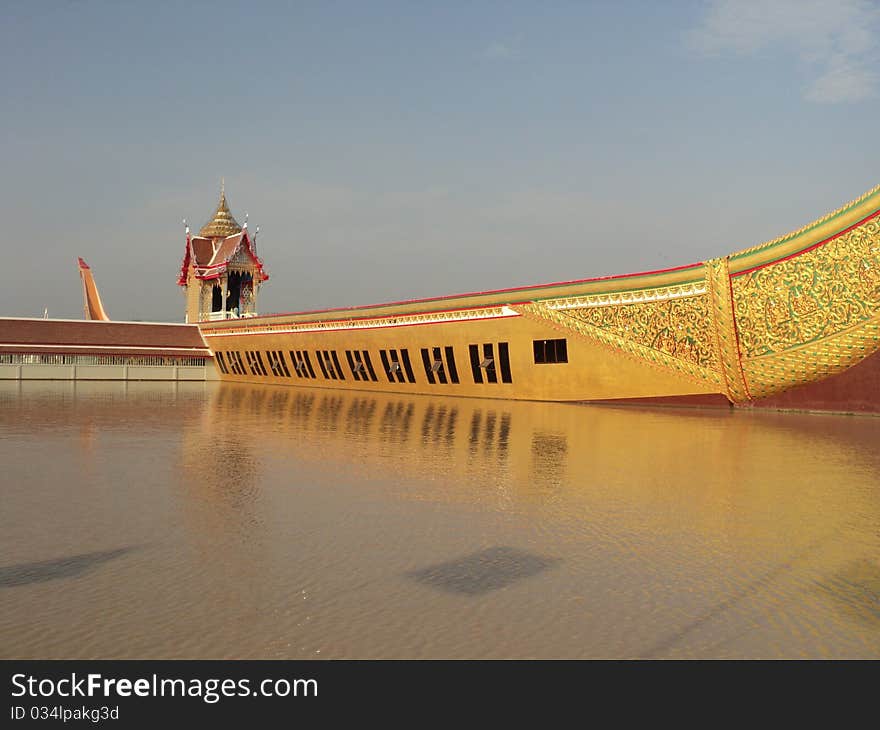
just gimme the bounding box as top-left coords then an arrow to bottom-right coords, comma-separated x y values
220,177 -> 225,198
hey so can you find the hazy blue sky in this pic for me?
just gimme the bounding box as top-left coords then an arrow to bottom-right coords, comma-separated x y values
2,0 -> 878,321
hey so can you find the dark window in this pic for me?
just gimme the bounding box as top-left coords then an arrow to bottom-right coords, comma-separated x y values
291,350 -> 313,379
303,351 -> 316,378
269,350 -> 290,377
266,350 -> 280,376
254,351 -> 268,376
498,342 -> 512,383
468,343 -> 510,383
244,351 -> 259,375
346,350 -> 363,380
378,349 -> 416,383
277,351 -> 291,377
469,344 -> 482,383
400,349 -> 416,383
215,352 -> 228,374
432,347 -> 448,384
345,350 -> 376,382
361,351 -> 378,382
482,343 -> 497,383
289,351 -> 303,378
444,346 -> 459,384
386,350 -> 406,383
323,350 -> 338,379
420,348 -> 436,384
331,351 -> 345,381
533,338 -> 568,364
379,350 -> 394,382
315,350 -> 329,379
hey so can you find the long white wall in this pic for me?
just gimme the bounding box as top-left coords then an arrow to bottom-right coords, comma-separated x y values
0,362 -> 219,381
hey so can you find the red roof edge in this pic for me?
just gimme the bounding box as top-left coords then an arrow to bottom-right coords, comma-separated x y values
177,231 -> 191,287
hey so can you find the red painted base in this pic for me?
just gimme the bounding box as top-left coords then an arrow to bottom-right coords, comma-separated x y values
589,350 -> 880,415
741,348 -> 880,415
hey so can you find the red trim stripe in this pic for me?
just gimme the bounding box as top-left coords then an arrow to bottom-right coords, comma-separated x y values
205,262 -> 703,327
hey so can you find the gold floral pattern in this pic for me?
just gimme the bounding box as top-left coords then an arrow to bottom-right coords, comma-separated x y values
732,217 -> 880,359
562,294 -> 718,371
730,215 -> 880,397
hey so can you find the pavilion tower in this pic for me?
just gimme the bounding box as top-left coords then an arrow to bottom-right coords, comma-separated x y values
178,183 -> 268,323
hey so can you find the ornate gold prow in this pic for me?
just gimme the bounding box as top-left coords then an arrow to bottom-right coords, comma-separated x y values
704,257 -> 751,404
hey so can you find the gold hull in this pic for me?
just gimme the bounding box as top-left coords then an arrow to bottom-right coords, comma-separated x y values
200,184 -> 880,403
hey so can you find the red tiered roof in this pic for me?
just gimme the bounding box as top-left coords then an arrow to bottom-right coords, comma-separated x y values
177,189 -> 268,286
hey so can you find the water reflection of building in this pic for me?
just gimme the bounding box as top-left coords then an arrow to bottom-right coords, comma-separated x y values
204,384 -> 524,472
185,382 -> 880,575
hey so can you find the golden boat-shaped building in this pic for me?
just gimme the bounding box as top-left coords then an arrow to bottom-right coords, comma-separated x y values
187,184 -> 880,405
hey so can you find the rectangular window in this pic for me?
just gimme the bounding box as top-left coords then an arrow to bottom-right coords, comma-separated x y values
380,349 -> 406,383
321,350 -> 337,379
315,350 -> 329,379
290,350 -> 305,378
295,350 -> 315,378
290,350 -> 314,379
444,346 -> 460,384
361,351 -> 378,382
346,350 -> 362,380
266,350 -> 291,377
420,348 -> 436,384
498,342 -> 512,383
389,350 -> 405,383
303,351 -> 316,378
331,351 -> 345,381
482,343 -> 498,383
254,351 -> 268,376
533,338 -> 568,364
468,343 -> 510,383
432,347 -> 448,384
377,349 -> 416,383
379,349 -> 393,382
266,350 -> 280,376
277,350 -> 291,377
420,345 -> 459,384
469,344 -> 483,384
400,349 -> 416,383
244,351 -> 260,376
344,350 -> 376,382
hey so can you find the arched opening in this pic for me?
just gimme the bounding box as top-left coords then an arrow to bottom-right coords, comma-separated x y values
211,284 -> 223,312
226,272 -> 242,316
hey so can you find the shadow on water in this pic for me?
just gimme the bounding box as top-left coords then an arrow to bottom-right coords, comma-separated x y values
0,547 -> 138,588
814,558 -> 880,626
639,535 -> 835,658
407,546 -> 561,596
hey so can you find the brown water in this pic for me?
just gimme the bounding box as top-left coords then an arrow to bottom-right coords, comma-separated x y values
1,380 -> 879,659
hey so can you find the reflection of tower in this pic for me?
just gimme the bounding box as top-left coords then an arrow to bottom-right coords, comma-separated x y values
177,182 -> 269,323
177,384 -> 263,543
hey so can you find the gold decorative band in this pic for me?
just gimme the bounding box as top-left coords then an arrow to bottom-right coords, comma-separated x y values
541,282 -> 706,310
203,305 -> 520,337
705,257 -> 751,403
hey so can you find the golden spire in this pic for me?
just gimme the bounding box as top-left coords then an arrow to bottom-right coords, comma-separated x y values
198,180 -> 242,238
